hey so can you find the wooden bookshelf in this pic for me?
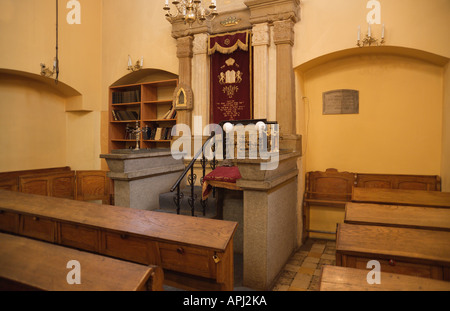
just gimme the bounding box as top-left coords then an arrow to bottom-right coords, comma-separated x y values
108,78 -> 178,152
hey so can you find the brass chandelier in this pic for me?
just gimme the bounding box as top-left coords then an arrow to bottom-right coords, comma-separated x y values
163,0 -> 218,27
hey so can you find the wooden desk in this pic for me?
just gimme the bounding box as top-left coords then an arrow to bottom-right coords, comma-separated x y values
0,233 -> 163,291
352,187 -> 450,208
0,190 -> 237,291
320,265 -> 450,291
336,223 -> 450,280
345,202 -> 450,231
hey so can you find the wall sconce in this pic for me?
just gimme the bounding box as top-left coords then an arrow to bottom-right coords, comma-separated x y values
357,24 -> 385,47
40,57 -> 59,79
128,55 -> 144,72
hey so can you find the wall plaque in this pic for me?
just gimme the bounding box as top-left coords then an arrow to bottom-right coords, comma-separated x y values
323,89 -> 359,115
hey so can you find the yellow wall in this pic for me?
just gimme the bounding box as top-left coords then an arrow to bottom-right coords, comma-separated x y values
442,64 -> 450,191
0,0 -> 103,171
0,73 -> 67,171
293,0 -> 450,67
100,0 -> 178,169
300,53 -> 443,175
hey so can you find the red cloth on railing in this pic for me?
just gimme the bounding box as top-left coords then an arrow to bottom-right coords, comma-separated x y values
202,166 -> 242,200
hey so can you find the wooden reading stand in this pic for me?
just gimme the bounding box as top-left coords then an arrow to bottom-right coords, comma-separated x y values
345,202 -> 450,231
0,190 -> 238,291
336,223 -> 450,281
0,233 -> 163,291
351,187 -> 450,208
320,265 -> 450,291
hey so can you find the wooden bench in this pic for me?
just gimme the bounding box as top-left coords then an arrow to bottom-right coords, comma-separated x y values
0,167 -> 111,204
352,187 -> 450,208
336,223 -> 450,280
0,167 -> 71,192
0,189 -> 238,291
0,233 -> 163,291
319,265 -> 450,291
302,169 -> 442,241
345,202 -> 450,231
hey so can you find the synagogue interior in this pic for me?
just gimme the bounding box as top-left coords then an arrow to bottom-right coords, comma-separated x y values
0,0 -> 450,293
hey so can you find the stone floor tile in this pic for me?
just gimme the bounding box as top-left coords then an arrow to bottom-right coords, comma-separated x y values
284,264 -> 301,272
300,261 -> 317,269
310,244 -> 326,253
321,253 -> 336,260
303,256 -> 320,264
271,238 -> 336,291
273,284 -> 290,291
308,252 -> 323,258
290,273 -> 312,289
298,267 -> 315,275
288,286 -> 307,291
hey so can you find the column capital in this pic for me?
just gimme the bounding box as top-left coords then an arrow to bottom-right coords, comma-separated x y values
245,0 -> 300,25
252,23 -> 270,46
176,36 -> 194,59
192,33 -> 209,55
273,19 -> 295,46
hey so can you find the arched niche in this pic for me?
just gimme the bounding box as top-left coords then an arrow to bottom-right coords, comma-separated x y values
0,68 -> 84,112
295,45 -> 449,175
110,68 -> 178,87
296,46 -> 449,73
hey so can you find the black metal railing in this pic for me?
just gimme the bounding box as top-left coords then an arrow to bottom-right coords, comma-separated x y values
169,119 -> 277,216
170,132 -> 217,216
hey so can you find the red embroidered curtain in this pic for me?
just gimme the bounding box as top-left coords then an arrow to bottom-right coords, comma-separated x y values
209,30 -> 252,124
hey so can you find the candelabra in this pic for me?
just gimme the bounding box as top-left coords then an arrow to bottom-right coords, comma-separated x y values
127,56 -> 144,72
133,121 -> 142,150
163,0 -> 218,27
40,58 -> 58,78
357,24 -> 385,47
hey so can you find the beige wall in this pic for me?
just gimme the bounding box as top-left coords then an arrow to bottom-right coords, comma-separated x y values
0,73 -> 67,171
300,54 -> 443,175
442,64 -> 450,191
293,0 -> 450,182
0,0 -> 449,186
0,0 -> 102,171
293,0 -> 450,67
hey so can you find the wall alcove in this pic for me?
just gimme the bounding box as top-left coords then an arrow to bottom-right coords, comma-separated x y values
296,45 -> 449,175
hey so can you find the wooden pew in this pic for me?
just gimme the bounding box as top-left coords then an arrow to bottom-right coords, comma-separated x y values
0,233 -> 163,291
355,173 -> 441,191
302,169 -> 442,241
320,265 -> 450,291
352,187 -> 450,208
345,202 -> 450,231
19,171 -> 76,199
302,169 -> 355,241
335,223 -> 450,281
0,167 -> 71,192
0,189 -> 237,291
0,167 -> 111,204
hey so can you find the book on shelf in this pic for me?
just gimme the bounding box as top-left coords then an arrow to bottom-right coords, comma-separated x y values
143,127 -> 173,141
161,106 -> 177,120
112,89 -> 141,104
113,110 -> 140,121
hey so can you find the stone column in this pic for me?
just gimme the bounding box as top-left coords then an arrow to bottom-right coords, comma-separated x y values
252,23 -> 270,120
192,33 -> 210,132
273,19 -> 296,136
176,36 -> 194,128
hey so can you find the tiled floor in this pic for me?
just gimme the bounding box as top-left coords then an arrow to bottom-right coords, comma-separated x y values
271,239 -> 336,291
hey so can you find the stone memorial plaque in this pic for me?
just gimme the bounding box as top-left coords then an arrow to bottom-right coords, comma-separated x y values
323,89 -> 359,115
